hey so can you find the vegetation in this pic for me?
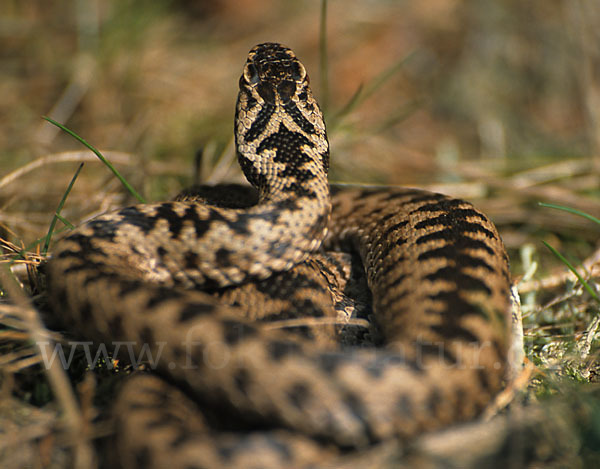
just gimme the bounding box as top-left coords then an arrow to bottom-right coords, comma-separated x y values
1,0 -> 600,466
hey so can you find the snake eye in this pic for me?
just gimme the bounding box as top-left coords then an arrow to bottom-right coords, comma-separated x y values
243,63 -> 260,85
291,61 -> 307,82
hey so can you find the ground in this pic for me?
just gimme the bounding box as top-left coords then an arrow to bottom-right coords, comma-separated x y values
1,1 -> 600,467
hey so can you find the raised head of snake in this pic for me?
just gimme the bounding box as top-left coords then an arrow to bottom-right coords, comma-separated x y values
235,42 -> 330,241
47,43 -> 331,293
44,43 -> 513,466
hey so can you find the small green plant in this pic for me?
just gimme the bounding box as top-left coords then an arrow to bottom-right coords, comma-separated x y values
37,117 -> 147,251
43,117 -> 146,203
540,202 -> 600,304
42,162 -> 82,255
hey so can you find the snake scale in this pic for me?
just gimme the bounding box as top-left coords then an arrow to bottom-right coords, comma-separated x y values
46,43 -> 511,467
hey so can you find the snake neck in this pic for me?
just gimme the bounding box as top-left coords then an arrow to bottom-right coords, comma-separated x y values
234,42 -> 331,248
49,43 -> 333,291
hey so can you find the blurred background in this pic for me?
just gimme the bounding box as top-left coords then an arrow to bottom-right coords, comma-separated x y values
2,3 -> 600,466
1,0 -> 600,263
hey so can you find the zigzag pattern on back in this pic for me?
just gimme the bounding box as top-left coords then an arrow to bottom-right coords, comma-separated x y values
46,43 -> 511,468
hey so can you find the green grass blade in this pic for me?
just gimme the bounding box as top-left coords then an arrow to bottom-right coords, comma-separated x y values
542,240 -> 600,303
329,84 -> 364,130
330,52 -> 413,128
43,116 -> 146,203
319,0 -> 329,114
359,52 -> 413,104
539,202 -> 600,226
54,213 -> 75,230
42,162 -> 83,254
371,98 -> 422,133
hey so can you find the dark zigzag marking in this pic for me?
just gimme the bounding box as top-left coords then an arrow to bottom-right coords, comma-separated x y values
257,123 -> 310,159
62,259 -> 113,277
184,251 -> 199,269
243,101 -> 275,143
245,92 -> 258,111
117,280 -> 146,297
379,212 -> 398,223
267,340 -> 303,361
373,260 -> 408,288
417,234 -> 496,259
153,203 -> 184,238
286,381 -> 311,410
416,224 -> 496,245
418,343 -> 458,364
425,387 -> 444,417
383,190 -> 431,202
379,288 -> 410,309
317,255 -> 346,280
177,302 -> 215,322
170,426 -> 198,449
145,288 -> 183,309
233,368 -> 251,398
117,206 -> 157,234
186,207 -> 251,238
79,270 -> 120,286
414,210 -> 489,230
427,290 -> 486,320
425,266 -> 492,295
418,246 -> 495,272
284,99 -> 315,134
221,320 -> 258,346
58,232 -> 108,257
477,367 -> 494,393
343,392 -> 378,444
403,192 -> 447,205
376,234 -> 409,267
411,198 -> 473,214
257,124 -> 319,199
429,323 -> 479,343
184,204 -> 211,238
396,394 -> 413,419
379,220 -> 409,241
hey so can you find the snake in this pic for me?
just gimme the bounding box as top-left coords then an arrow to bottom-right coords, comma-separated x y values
46,43 -> 512,468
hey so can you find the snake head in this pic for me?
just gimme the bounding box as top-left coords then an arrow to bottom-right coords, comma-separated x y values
241,42 -> 308,105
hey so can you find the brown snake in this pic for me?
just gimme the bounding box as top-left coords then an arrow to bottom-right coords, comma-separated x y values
47,43 -> 512,468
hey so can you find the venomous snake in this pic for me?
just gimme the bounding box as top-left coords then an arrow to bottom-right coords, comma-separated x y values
47,43 -> 512,467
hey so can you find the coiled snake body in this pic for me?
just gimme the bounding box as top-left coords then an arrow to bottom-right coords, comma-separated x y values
47,43 -> 511,467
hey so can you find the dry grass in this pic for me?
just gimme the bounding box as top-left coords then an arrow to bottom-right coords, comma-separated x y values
1,0 -> 600,466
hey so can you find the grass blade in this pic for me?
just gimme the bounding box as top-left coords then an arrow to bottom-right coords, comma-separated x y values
371,98 -> 422,134
329,83 -> 364,130
330,52 -> 414,128
55,213 -> 75,230
319,0 -> 329,114
542,240 -> 600,303
43,116 -> 146,203
539,202 -> 600,226
42,163 -> 83,254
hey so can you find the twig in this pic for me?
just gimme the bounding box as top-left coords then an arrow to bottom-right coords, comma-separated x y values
577,311 -> 600,362
0,151 -> 135,190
